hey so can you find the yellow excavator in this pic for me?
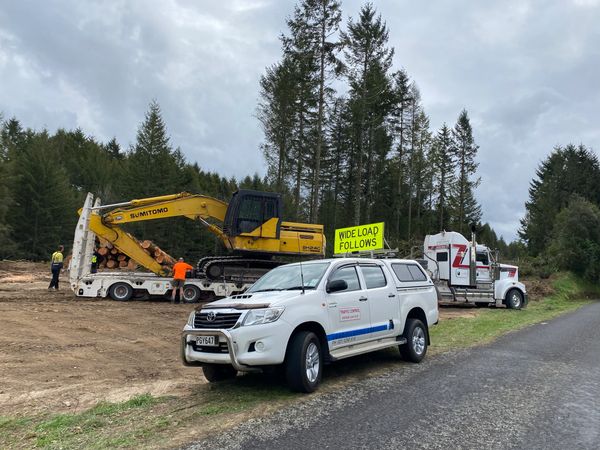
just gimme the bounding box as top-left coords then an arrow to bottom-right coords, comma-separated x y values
83,189 -> 325,281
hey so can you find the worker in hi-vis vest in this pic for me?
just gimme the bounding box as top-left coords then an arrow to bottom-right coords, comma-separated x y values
48,245 -> 64,290
91,248 -> 101,274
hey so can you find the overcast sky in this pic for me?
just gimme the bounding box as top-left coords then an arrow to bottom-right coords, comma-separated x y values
1,0 -> 599,241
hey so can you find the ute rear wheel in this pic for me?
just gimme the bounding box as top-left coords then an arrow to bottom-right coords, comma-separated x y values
108,282 -> 133,301
399,318 -> 428,363
285,331 -> 322,393
506,289 -> 524,310
182,285 -> 201,303
202,364 -> 237,382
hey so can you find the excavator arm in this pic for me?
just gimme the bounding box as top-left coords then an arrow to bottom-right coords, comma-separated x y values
101,192 -> 232,249
83,192 -> 232,276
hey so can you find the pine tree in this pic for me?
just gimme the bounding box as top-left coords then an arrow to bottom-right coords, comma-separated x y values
342,3 -> 394,225
0,115 -> 15,257
519,144 -> 600,255
390,69 -> 412,239
302,0 -> 343,222
431,123 -> 455,231
257,59 -> 299,192
8,132 -> 77,259
451,109 -> 481,234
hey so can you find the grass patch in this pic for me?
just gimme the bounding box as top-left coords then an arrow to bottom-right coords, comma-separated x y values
430,272 -> 600,353
0,381 -> 297,450
0,394 -> 162,449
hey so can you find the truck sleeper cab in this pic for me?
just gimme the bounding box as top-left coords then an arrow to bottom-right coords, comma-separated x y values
181,258 -> 439,392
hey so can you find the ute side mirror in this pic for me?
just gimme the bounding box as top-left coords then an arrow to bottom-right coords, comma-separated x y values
326,279 -> 348,293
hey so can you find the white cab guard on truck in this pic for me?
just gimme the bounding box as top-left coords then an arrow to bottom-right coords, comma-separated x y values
423,231 -> 527,309
181,257 -> 439,392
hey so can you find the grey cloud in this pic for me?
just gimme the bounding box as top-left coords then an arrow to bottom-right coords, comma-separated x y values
1,0 -> 599,241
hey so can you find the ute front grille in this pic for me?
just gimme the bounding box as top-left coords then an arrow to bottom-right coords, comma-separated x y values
194,312 -> 242,329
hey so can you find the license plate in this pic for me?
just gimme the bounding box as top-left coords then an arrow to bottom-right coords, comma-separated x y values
196,335 -> 217,347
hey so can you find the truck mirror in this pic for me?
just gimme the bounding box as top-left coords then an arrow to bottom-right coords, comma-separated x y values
326,279 -> 348,293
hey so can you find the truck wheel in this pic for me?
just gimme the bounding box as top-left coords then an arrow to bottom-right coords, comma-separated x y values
506,289 -> 524,310
202,364 -> 237,382
285,331 -> 322,393
399,318 -> 427,363
109,282 -> 133,301
182,285 -> 201,303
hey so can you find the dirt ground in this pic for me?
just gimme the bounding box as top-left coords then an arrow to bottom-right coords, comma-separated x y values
0,261 -> 492,417
0,261 -> 201,416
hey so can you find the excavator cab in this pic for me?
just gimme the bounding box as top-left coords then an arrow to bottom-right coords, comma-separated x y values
223,190 -> 282,239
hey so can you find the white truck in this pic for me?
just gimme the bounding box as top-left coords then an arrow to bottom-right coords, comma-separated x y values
423,231 -> 527,309
68,193 -> 252,302
181,257 -> 439,392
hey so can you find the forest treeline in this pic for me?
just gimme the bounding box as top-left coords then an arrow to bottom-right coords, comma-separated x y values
1,0 -> 598,283
0,103 -> 268,262
258,2 -> 485,251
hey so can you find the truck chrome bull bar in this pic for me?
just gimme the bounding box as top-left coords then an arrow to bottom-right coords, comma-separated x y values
181,329 -> 260,372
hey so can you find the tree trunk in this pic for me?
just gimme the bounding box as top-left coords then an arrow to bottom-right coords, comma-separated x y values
310,9 -> 327,223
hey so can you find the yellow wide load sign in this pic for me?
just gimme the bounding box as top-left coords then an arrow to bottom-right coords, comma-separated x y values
334,222 -> 385,254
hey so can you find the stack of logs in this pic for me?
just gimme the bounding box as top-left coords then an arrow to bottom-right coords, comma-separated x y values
96,238 -> 176,272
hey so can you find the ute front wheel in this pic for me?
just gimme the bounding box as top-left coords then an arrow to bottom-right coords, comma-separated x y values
202,364 -> 237,382
399,318 -> 428,363
285,331 -> 322,393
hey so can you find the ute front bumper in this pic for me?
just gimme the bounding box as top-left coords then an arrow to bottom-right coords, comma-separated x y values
181,321 -> 289,372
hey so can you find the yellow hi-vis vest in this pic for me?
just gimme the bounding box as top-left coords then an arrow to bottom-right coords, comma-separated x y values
51,251 -> 64,264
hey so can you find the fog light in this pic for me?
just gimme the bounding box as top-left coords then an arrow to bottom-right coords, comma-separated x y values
256,341 -> 265,352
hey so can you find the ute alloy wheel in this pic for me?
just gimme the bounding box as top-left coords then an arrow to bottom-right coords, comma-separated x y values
109,282 -> 133,301
285,331 -> 322,393
182,285 -> 201,303
399,318 -> 427,363
506,289 -> 524,310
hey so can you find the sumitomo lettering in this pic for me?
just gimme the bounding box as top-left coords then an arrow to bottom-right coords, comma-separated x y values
129,207 -> 169,219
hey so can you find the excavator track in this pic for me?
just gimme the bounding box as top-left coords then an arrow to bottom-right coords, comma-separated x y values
197,256 -> 282,284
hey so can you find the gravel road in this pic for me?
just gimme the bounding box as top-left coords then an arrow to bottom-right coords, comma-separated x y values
186,302 -> 600,450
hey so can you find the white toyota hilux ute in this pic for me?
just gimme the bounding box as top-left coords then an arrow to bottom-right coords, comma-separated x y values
181,258 -> 439,392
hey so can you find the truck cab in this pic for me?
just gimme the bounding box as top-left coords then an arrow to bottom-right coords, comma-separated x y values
424,231 -> 526,309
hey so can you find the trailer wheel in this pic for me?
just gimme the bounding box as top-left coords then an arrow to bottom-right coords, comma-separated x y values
182,285 -> 201,303
202,364 -> 237,382
109,282 -> 133,301
285,331 -> 322,393
506,289 -> 524,310
399,318 -> 428,363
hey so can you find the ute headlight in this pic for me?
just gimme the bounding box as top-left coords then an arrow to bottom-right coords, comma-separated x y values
242,307 -> 285,326
186,311 -> 195,327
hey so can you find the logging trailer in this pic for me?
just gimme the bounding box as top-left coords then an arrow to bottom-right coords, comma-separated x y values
69,190 -> 325,302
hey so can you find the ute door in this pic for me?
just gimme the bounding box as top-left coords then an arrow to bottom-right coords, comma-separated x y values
325,264 -> 371,351
358,263 -> 398,340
